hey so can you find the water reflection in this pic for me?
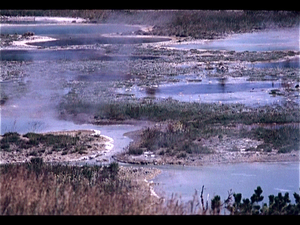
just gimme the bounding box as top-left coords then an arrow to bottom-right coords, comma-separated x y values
145,87 -> 159,96
29,35 -> 171,47
121,77 -> 288,106
75,72 -> 132,82
218,77 -> 228,87
168,27 -> 299,52
0,49 -> 161,61
152,162 -> 299,204
0,24 -> 141,36
252,57 -> 300,69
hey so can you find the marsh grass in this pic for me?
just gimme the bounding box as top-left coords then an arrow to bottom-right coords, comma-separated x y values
248,126 -> 300,153
0,132 -> 22,152
0,160 -> 189,215
0,160 -> 138,215
127,124 -> 215,157
1,160 -> 300,215
23,133 -> 79,149
91,99 -> 299,128
61,99 -> 300,155
150,10 -> 300,39
0,132 -> 81,155
79,99 -> 300,126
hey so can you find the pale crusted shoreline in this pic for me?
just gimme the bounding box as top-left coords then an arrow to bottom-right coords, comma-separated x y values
0,34 -> 57,50
0,16 -> 87,23
115,149 -> 299,167
11,35 -> 56,49
118,166 -> 162,200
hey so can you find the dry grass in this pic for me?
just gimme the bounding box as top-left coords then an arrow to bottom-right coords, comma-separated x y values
0,162 -> 186,215
1,161 -> 299,215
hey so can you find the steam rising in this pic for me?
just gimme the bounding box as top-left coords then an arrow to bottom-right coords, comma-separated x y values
1,22 -> 162,134
1,61 -> 69,133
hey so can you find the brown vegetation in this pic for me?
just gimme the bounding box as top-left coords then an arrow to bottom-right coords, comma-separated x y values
1,160 -> 300,215
0,160 -> 186,215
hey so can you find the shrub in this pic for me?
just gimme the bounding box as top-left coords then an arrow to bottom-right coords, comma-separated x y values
61,151 -> 68,155
1,143 -> 10,151
158,150 -> 165,155
2,132 -> 20,143
251,126 -> 299,153
23,132 -> 80,149
177,152 -> 187,158
278,145 -> 297,153
128,144 -> 144,155
30,157 -> 43,165
211,195 -> 221,214
29,150 -> 38,156
256,143 -> 272,152
1,132 -> 22,150
137,126 -> 212,156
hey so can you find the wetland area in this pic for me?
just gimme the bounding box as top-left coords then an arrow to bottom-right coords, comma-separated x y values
0,10 -> 300,215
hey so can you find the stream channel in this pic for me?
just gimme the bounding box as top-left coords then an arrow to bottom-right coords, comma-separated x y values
1,22 -> 299,205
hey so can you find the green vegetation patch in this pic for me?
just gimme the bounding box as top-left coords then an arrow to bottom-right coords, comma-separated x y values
151,10 -> 300,39
249,126 -> 300,153
60,98 -> 300,156
0,132 -> 21,151
81,99 -> 300,126
23,132 -> 79,150
0,132 -> 81,155
128,125 -> 213,157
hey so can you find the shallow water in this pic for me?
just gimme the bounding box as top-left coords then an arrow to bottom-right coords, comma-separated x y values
169,27 -> 299,52
0,23 -> 169,60
29,35 -> 171,47
152,162 -> 300,204
1,23 -> 299,209
118,77 -> 286,106
251,57 -> 300,69
0,49 -> 161,61
0,23 -> 139,36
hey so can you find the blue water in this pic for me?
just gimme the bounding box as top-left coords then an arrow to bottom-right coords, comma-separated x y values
1,22 -> 299,209
158,80 -> 280,95
0,24 -> 138,36
0,49 -> 161,61
251,57 -> 300,69
122,77 -> 285,106
0,23 -> 170,56
152,162 -> 300,204
169,27 -> 299,52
